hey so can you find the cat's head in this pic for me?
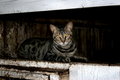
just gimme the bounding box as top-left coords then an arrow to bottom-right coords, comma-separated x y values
50,22 -> 73,46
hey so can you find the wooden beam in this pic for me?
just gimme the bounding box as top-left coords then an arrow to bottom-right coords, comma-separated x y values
0,67 -> 60,80
0,59 -> 70,71
0,0 -> 120,14
0,68 -> 48,80
0,59 -> 120,80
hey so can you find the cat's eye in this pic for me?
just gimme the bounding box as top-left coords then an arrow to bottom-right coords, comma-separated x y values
64,34 -> 71,38
54,35 -> 61,40
56,35 -> 61,38
64,34 -> 69,37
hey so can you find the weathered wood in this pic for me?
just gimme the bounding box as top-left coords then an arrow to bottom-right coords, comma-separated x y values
50,74 -> 60,80
0,59 -> 120,80
0,0 -> 120,14
0,59 -> 67,79
70,63 -> 120,80
0,20 -> 51,59
59,71 -> 69,80
0,59 -> 70,71
0,67 -> 60,80
0,22 -> 4,55
0,68 -> 48,80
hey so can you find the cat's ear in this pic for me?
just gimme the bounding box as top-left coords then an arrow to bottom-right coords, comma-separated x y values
50,24 -> 58,33
64,22 -> 73,32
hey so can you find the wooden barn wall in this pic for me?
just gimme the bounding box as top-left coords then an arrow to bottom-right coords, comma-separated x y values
0,19 -> 114,62
0,20 -> 50,59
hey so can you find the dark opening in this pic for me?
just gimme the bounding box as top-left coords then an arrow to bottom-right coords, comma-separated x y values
0,6 -> 120,63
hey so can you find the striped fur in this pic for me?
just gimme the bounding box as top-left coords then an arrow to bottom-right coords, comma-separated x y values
44,41 -> 77,62
17,22 -> 77,62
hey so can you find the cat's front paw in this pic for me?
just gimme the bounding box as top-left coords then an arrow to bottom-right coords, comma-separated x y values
56,56 -> 71,63
62,57 -> 71,63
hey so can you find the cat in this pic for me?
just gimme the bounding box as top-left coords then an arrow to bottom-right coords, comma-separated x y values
17,22 -> 81,62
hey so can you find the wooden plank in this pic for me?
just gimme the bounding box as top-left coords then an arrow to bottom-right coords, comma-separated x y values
0,0 -> 120,14
70,63 -> 120,80
0,22 -> 4,55
0,68 -> 49,80
0,59 -> 120,80
0,67 -> 60,80
0,59 -> 70,71
0,59 -> 65,80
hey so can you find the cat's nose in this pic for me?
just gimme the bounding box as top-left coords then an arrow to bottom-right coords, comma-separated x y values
62,40 -> 66,44
61,39 -> 65,43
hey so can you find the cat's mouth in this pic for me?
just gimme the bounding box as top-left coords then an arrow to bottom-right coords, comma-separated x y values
58,42 -> 70,46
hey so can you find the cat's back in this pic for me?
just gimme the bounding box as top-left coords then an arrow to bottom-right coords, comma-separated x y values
17,38 -> 52,60
20,38 -> 50,46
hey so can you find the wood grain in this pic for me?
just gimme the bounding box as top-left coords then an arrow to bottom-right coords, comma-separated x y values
0,59 -> 70,70
0,59 -> 119,80
70,63 -> 120,80
0,0 -> 120,14
0,68 -> 49,80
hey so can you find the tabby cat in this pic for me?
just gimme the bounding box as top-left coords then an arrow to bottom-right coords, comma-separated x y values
17,22 -> 77,62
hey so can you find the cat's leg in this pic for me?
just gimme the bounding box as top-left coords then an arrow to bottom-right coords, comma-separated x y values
55,56 -> 71,63
61,56 -> 71,63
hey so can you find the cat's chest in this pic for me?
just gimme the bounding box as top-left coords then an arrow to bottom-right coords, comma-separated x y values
51,43 -> 76,57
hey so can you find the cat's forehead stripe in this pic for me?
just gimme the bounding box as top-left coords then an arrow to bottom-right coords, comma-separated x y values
60,30 -> 65,35
58,28 -> 66,34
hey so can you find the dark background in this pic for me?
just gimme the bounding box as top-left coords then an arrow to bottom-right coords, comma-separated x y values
0,6 -> 120,63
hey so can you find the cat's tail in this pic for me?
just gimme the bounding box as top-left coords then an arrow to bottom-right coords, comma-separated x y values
70,56 -> 88,62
